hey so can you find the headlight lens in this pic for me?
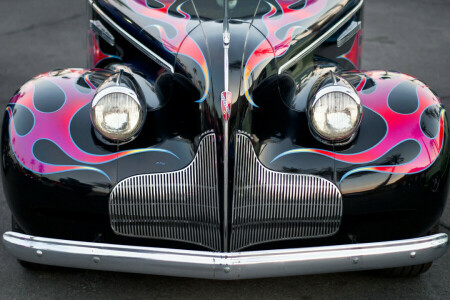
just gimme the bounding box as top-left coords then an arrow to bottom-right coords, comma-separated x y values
91,86 -> 143,141
310,84 -> 362,142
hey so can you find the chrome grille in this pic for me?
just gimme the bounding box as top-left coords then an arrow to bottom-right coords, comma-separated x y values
109,134 -> 221,251
231,134 -> 342,251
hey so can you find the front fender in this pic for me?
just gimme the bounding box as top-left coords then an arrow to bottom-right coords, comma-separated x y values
338,70 -> 450,240
0,68 -> 196,240
259,70 -> 450,242
1,69 -> 115,238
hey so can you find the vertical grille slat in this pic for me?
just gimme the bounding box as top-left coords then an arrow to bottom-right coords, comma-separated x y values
109,134 -> 221,251
230,134 -> 343,252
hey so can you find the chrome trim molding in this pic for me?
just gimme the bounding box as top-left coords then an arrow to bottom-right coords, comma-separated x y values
278,0 -> 364,74
222,0 -> 231,251
3,232 -> 447,280
313,85 -> 360,107
92,85 -> 139,108
90,20 -> 115,46
88,0 -> 174,73
109,134 -> 221,250
231,134 -> 343,251
337,21 -> 362,47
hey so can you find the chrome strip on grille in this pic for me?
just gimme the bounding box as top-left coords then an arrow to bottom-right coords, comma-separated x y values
231,134 -> 343,251
109,134 -> 221,250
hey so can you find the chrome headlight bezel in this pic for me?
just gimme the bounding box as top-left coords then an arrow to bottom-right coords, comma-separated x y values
90,71 -> 146,143
308,75 -> 363,145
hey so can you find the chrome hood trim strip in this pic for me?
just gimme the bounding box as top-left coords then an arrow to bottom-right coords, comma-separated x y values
279,0 -> 364,74
88,0 -> 174,73
222,0 -> 231,251
3,232 -> 447,280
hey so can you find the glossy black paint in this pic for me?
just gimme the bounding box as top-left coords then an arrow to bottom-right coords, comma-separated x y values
33,79 -> 66,113
1,0 -> 449,252
421,104 -> 441,139
388,80 -> 420,114
10,105 -> 34,136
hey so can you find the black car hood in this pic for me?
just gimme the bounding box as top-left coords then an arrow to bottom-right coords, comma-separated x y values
92,0 -> 360,178
95,0 -> 355,77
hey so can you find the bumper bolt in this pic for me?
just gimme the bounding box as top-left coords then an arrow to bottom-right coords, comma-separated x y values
36,250 -> 43,257
224,266 -> 231,273
410,252 -> 416,258
353,257 -> 359,264
93,257 -> 100,264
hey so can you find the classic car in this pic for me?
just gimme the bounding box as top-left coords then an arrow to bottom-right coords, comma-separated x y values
1,0 -> 449,279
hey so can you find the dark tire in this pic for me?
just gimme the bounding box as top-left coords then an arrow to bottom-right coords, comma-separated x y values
11,216 -> 44,269
378,223 -> 439,277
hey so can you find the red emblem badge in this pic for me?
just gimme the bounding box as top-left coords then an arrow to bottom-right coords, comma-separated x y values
221,91 -> 232,121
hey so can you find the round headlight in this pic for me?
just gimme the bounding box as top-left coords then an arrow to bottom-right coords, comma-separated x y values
91,74 -> 144,142
310,81 -> 362,142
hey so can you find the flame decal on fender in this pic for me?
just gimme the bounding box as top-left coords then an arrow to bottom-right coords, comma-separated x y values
244,0 -> 327,107
127,0 -> 210,102
271,71 -> 446,182
7,69 -> 179,181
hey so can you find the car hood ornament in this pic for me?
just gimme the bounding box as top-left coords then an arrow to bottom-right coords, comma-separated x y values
222,29 -> 231,121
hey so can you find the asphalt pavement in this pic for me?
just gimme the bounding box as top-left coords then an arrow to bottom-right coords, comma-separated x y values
1,0 -> 450,299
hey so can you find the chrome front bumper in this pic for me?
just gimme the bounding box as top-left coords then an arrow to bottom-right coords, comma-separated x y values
3,232 -> 448,280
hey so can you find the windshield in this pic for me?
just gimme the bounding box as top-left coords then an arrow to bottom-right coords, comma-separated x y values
188,0 -> 264,20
